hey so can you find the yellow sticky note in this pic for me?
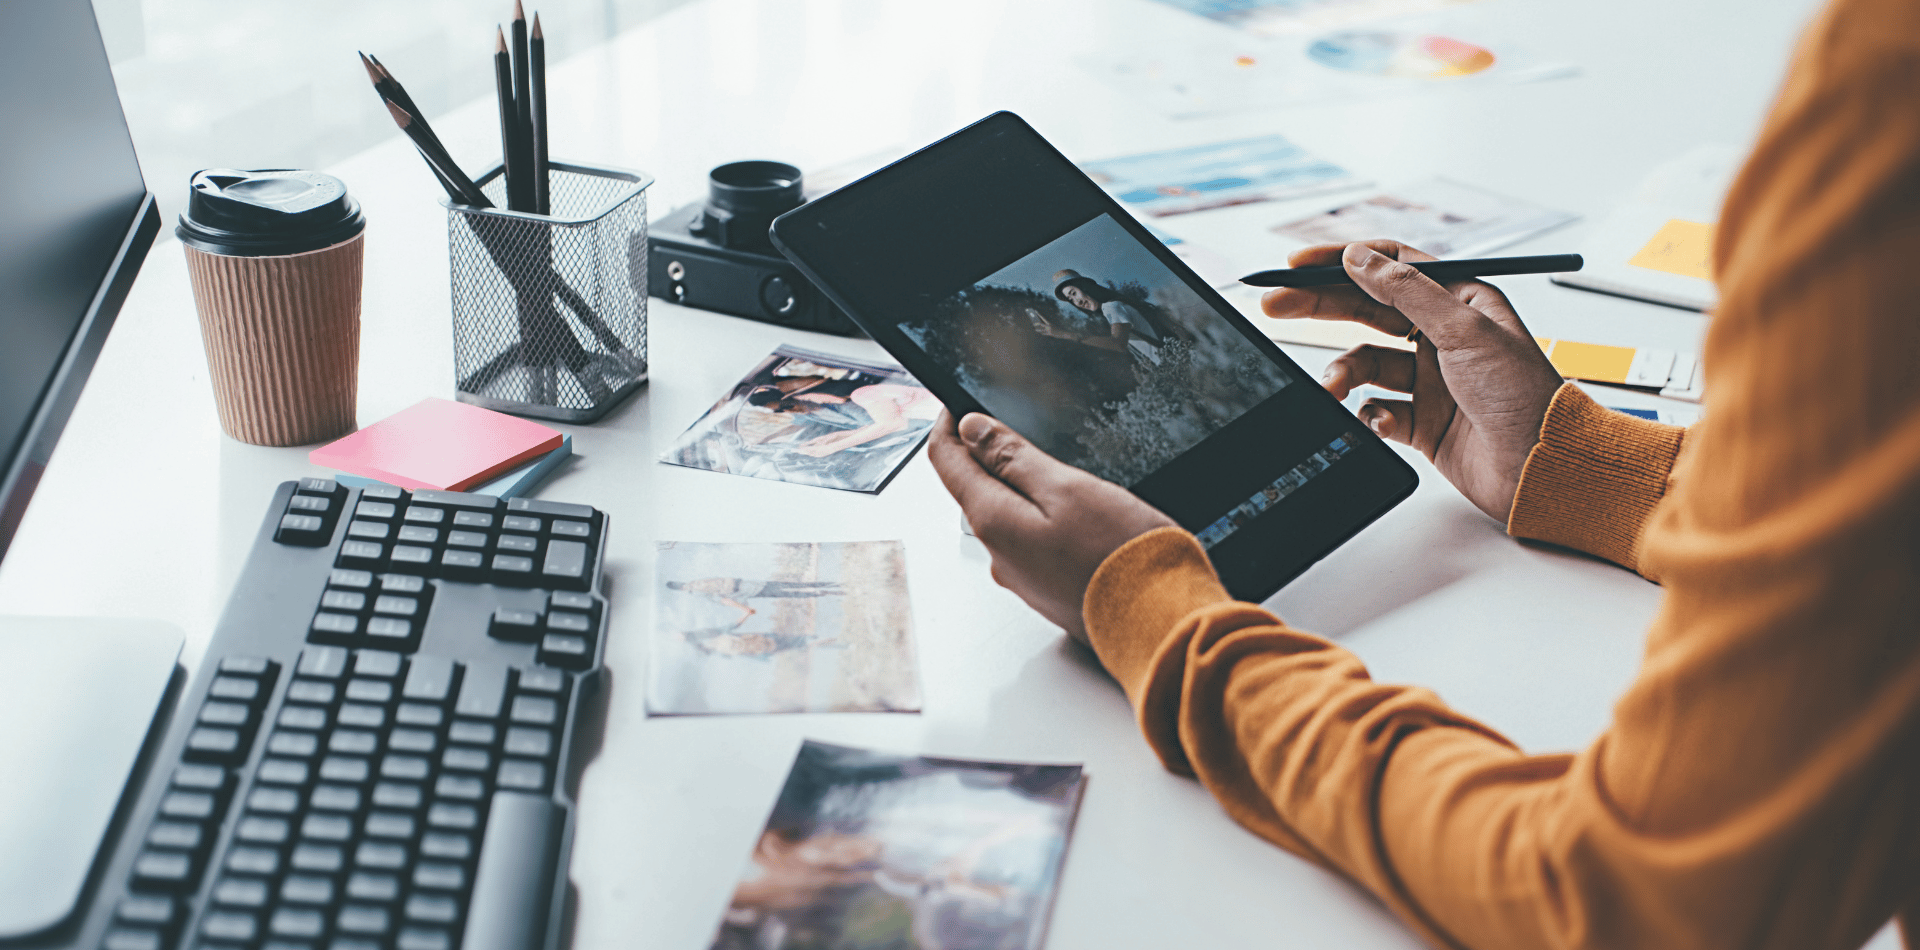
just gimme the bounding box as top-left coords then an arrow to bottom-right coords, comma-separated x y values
1628,219 -> 1714,281
1546,341 -> 1636,383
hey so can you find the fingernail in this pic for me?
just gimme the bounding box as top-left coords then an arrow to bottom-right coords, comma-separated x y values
1368,413 -> 1388,435
1345,244 -> 1379,265
958,413 -> 993,445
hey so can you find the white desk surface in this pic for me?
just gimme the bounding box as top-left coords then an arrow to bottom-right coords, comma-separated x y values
3,0 -> 1870,947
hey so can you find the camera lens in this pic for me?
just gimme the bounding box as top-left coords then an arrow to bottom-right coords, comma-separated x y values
698,160 -> 804,249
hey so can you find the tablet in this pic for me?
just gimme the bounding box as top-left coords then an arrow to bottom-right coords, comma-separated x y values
770,112 -> 1417,601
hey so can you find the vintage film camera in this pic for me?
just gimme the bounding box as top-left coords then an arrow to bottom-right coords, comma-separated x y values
647,160 -> 862,336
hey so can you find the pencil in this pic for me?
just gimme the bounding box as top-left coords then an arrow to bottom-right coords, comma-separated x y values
510,0 -> 533,212
1239,253 -> 1585,288
530,12 -> 550,215
385,100 -> 490,208
494,26 -> 519,210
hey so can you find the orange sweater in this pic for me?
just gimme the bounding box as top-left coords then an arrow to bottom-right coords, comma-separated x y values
1080,1 -> 1920,947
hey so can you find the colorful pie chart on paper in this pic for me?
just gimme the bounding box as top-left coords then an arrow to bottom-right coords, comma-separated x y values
1307,31 -> 1496,78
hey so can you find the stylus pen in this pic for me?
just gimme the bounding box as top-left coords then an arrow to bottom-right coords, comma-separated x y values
1239,253 -> 1584,287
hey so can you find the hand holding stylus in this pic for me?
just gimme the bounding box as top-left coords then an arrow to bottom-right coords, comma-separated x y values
1262,240 -> 1565,522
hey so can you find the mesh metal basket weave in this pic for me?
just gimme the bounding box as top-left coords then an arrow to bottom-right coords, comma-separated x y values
446,161 -> 653,423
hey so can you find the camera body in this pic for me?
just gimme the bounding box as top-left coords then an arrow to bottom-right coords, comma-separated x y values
647,161 -> 862,337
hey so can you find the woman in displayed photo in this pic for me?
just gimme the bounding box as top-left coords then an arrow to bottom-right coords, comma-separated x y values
1035,268 -> 1180,365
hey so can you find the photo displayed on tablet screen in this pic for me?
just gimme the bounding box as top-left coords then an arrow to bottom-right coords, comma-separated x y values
895,213 -> 1293,486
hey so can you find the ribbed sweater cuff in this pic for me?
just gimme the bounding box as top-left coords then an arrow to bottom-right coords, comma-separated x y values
1507,383 -> 1686,573
1082,527 -> 1232,708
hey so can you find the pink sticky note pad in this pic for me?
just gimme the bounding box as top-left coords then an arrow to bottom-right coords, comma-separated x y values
309,398 -> 564,491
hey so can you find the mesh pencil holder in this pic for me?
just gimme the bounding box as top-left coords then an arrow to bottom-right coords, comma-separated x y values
446,161 -> 653,423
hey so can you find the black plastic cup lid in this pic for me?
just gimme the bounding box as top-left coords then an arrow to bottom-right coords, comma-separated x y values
177,169 -> 365,256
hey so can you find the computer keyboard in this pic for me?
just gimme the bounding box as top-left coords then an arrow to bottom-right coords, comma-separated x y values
79,478 -> 609,950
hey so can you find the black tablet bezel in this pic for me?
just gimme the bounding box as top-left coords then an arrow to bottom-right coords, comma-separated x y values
770,112 -> 1417,601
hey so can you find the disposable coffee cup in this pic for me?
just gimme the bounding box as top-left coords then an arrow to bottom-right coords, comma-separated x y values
179,168 -> 366,446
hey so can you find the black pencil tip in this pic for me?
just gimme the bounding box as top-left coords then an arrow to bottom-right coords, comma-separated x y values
513,0 -> 526,21
532,12 -> 543,38
497,26 -> 508,51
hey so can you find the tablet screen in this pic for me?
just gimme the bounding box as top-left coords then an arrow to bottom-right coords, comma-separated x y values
896,212 -> 1293,488
771,112 -> 1416,599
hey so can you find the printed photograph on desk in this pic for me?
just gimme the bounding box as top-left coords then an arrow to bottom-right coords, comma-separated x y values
660,346 -> 937,493
1271,177 -> 1576,258
895,212 -> 1292,487
710,739 -> 1085,950
650,541 -> 920,715
1076,133 -> 1361,217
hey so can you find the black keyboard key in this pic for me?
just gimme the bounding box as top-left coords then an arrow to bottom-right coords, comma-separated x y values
541,539 -> 589,588
381,573 -> 428,594
208,675 -> 262,702
448,721 -> 496,746
299,477 -> 344,496
447,529 -> 488,549
551,519 -> 591,538
404,505 -> 447,524
100,929 -> 162,950
496,534 -> 538,554
278,705 -> 328,730
550,589 -> 595,611
339,540 -> 385,567
257,758 -> 310,785
225,846 -> 280,875
440,548 -> 484,577
329,569 -> 375,589
365,811 -> 417,839
347,519 -> 392,540
509,695 -> 559,726
291,843 -> 345,873
200,910 -> 260,941
267,731 -> 320,758
413,489 -> 503,510
300,814 -> 354,842
311,611 -> 360,637
405,894 -> 460,924
503,727 -> 552,759
299,646 -> 351,679
185,727 -> 243,761
219,656 -> 273,676
538,633 -> 591,669
419,832 -> 471,861
443,747 -> 490,772
413,862 -> 466,891
373,594 -> 419,616
373,781 -> 425,810
311,784 -> 362,812
355,501 -> 398,520
510,497 -> 594,519
320,755 -> 372,784
434,775 -> 485,801
247,787 -> 301,814
498,759 -> 547,791
347,677 -> 396,702
173,762 -> 227,790
116,895 -> 177,926
357,650 -> 405,677
339,703 -> 387,729
367,616 -> 413,643
270,907 -> 327,939
338,904 -> 394,937
198,700 -> 252,727
400,927 -> 454,950
389,729 -> 437,754
276,512 -> 328,545
489,608 -> 540,642
289,493 -> 334,514
464,793 -> 563,950
381,755 -> 431,781
361,484 -> 406,502
397,524 -> 440,544
322,589 -> 368,612
159,791 -> 216,820
390,545 -> 433,569
146,821 -> 204,851
347,871 -> 402,902
287,679 -> 336,704
130,850 -> 194,890
453,510 -> 495,527
546,611 -> 591,634
455,665 -> 507,719
356,841 -> 408,871
501,515 -> 541,533
281,874 -> 335,905
426,803 -> 479,830
396,703 -> 445,728
402,655 -> 456,702
491,554 -> 536,581
212,877 -> 270,908
235,816 -> 291,844
330,730 -> 379,755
